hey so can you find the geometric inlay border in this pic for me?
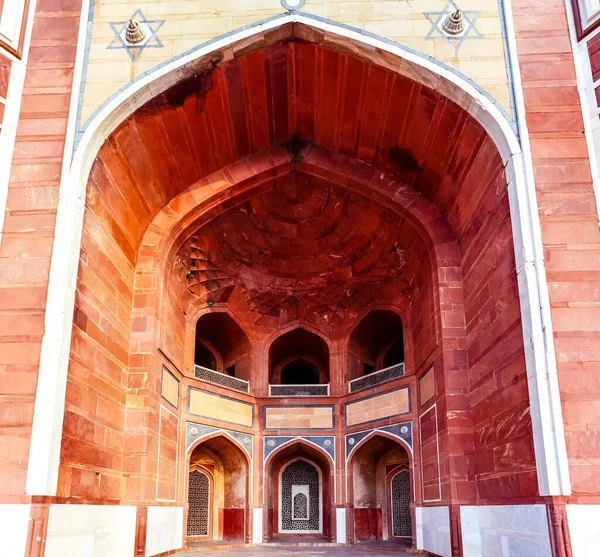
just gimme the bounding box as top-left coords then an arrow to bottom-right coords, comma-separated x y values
264,435 -> 335,463
345,421 -> 412,461
186,422 -> 253,460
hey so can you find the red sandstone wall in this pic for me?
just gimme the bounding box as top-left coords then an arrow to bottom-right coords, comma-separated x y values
0,0 -> 81,500
409,258 -> 438,372
514,0 -> 600,499
157,406 -> 178,501
457,154 -> 537,502
58,157 -> 136,499
163,255 -> 189,368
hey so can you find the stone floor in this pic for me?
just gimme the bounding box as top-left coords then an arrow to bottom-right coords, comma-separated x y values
174,543 -> 416,556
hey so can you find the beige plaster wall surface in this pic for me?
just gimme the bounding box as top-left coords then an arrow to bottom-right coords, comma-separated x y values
80,0 -> 511,128
188,389 -> 254,427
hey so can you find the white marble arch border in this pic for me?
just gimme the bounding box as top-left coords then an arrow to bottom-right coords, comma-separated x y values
25,10 -> 571,498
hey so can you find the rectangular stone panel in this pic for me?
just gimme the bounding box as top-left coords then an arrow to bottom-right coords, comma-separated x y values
188,388 -> 253,427
416,507 -> 450,557
420,405 -> 441,502
419,366 -> 435,406
45,505 -> 137,557
264,406 -> 334,429
146,507 -> 184,557
345,387 -> 410,427
157,405 -> 178,501
161,366 -> 179,408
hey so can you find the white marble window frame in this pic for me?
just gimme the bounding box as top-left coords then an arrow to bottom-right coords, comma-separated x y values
291,485 -> 310,521
0,0 -> 26,50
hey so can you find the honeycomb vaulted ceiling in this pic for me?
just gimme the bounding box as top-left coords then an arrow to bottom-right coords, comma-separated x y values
92,27 -> 504,322
178,171 -> 424,323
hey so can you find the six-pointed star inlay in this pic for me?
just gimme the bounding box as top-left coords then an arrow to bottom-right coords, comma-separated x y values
107,9 -> 165,61
424,0 -> 484,51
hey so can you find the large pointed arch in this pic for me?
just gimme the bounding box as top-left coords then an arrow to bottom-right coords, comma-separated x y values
27,14 -> 569,504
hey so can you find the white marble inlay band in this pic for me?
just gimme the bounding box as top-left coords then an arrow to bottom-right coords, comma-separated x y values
460,505 -> 552,557
416,506 -> 451,557
0,504 -> 30,557
253,508 -> 263,543
566,504 -> 600,556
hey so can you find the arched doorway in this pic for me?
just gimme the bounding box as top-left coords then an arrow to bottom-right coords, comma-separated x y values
348,434 -> 413,544
389,468 -> 412,539
186,435 -> 249,542
266,441 -> 332,541
187,468 -> 212,537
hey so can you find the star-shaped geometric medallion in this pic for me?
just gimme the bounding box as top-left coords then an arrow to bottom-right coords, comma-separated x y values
107,9 -> 165,61
424,0 -> 483,52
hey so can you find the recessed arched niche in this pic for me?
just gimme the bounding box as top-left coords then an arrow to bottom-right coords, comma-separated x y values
194,312 -> 250,381
269,329 -> 330,389
348,310 -> 405,382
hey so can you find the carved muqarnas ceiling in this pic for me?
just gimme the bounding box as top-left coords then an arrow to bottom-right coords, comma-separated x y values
177,172 -> 422,323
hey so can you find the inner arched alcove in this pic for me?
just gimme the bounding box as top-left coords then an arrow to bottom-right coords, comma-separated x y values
349,310 -> 405,381
269,328 -> 330,385
194,313 -> 250,380
349,434 -> 412,542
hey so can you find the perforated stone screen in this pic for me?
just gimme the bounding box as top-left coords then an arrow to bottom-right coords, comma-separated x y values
349,363 -> 405,393
293,492 -> 308,519
280,460 -> 320,532
391,470 -> 411,537
194,365 -> 249,393
270,384 -> 329,397
188,470 -> 210,536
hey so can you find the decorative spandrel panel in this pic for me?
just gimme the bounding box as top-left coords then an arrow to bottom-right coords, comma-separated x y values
77,0 -> 514,144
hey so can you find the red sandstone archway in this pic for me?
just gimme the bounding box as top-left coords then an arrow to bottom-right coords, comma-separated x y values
265,440 -> 334,541
56,23 -> 537,545
347,432 -> 415,545
186,434 -> 251,542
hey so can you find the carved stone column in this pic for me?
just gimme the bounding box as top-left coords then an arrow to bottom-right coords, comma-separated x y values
547,504 -> 573,557
24,503 -> 49,557
449,505 -> 463,557
135,506 -> 148,557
